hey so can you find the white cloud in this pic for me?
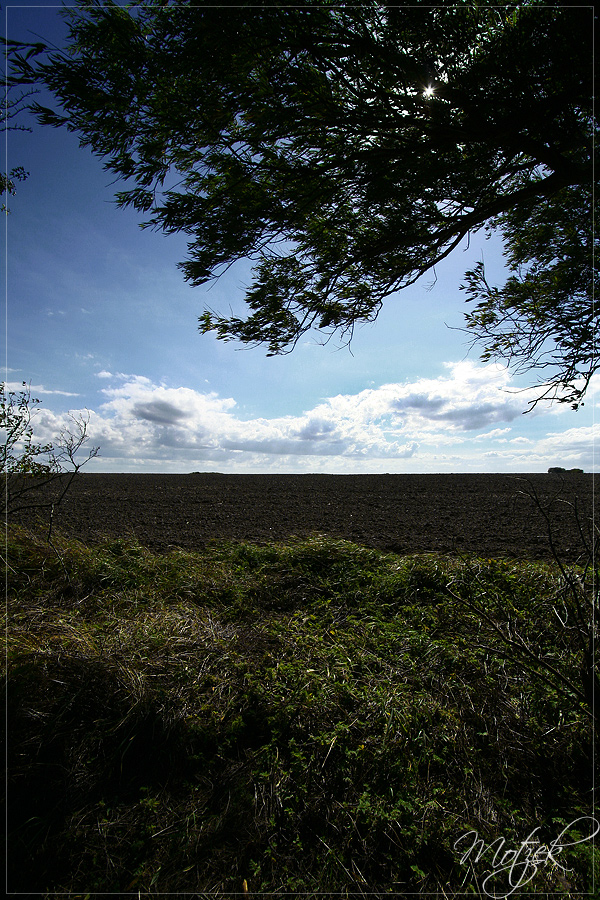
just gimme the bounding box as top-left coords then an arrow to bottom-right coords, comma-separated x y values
306,361 -> 538,442
24,363 -> 596,473
540,426 -> 598,466
474,428 -> 512,441
4,381 -> 80,397
473,425 -> 598,470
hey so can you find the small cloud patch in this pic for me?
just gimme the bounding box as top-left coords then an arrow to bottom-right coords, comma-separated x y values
132,400 -> 189,425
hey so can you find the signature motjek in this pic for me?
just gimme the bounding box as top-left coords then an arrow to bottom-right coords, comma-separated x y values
455,816 -> 599,898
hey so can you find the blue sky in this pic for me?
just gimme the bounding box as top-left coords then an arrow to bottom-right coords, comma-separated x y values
4,1 -> 597,474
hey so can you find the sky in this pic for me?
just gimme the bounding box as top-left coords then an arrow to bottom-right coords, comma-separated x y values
3,1 -> 597,475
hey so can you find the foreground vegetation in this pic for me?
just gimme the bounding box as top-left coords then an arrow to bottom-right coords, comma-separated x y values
5,525 -> 597,896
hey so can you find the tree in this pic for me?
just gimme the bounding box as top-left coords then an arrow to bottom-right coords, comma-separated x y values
14,0 -> 597,405
1,381 -> 99,522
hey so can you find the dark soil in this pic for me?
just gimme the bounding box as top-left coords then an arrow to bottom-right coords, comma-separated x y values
11,472 -> 596,562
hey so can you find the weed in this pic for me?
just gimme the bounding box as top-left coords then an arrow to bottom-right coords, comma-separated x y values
5,525 -> 596,894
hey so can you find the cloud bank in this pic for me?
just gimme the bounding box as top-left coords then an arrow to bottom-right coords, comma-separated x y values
28,362 -> 597,473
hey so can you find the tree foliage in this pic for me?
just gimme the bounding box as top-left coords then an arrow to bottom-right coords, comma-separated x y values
14,0 -> 597,405
2,30 -> 44,211
462,181 -> 596,409
1,166 -> 28,214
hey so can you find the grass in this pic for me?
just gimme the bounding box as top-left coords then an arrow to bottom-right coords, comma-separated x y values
5,524 -> 597,896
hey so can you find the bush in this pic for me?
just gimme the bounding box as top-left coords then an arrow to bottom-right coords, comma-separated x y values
1,381 -> 98,525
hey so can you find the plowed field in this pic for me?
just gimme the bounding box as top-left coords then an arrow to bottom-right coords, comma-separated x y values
12,472 -> 595,562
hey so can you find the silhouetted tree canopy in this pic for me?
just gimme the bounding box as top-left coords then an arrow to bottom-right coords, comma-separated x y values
14,0 -> 597,407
